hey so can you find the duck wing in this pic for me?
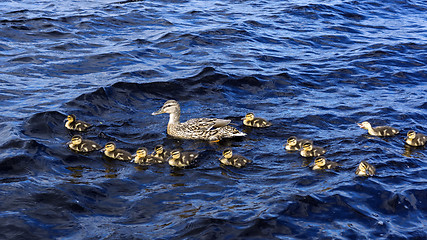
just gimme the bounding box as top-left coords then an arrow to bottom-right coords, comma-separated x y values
184,118 -> 231,131
373,126 -> 399,136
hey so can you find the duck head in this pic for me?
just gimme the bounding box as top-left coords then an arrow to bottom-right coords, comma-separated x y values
222,148 -> 233,159
152,100 -> 180,115
71,135 -> 82,145
102,142 -> 116,152
357,121 -> 371,130
287,136 -> 298,147
242,113 -> 255,121
407,130 -> 416,139
136,147 -> 148,158
314,156 -> 326,167
65,114 -> 76,123
302,141 -> 313,151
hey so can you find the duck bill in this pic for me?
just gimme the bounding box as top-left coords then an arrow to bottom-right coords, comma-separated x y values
151,108 -> 164,115
357,123 -> 364,128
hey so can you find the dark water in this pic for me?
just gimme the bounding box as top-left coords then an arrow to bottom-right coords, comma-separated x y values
1,0 -> 427,239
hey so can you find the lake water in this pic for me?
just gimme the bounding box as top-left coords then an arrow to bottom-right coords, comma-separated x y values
0,0 -> 426,239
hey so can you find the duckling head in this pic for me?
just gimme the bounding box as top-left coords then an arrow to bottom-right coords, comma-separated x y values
222,148 -> 233,159
66,114 -> 76,123
103,142 -> 116,152
170,149 -> 181,159
136,147 -> 148,158
152,100 -> 180,115
358,160 -> 373,175
302,141 -> 313,151
407,130 -> 416,139
314,156 -> 326,167
287,136 -> 298,146
357,121 -> 371,130
154,144 -> 164,154
242,113 -> 255,121
71,135 -> 82,145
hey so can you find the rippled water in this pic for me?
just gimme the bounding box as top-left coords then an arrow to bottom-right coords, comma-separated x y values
1,0 -> 426,239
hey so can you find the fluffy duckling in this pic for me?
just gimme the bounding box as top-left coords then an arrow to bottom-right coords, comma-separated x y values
167,149 -> 198,167
357,121 -> 399,137
150,144 -> 170,162
405,130 -> 427,147
152,100 -> 246,141
242,112 -> 272,128
67,135 -> 101,153
300,141 -> 326,157
102,142 -> 132,161
219,148 -> 252,168
133,147 -> 163,164
65,114 -> 92,131
312,156 -> 339,170
285,136 -> 310,151
355,161 -> 376,177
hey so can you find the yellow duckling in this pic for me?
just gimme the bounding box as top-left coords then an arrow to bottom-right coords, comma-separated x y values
219,148 -> 252,168
355,161 -> 376,177
285,136 -> 310,151
242,112 -> 272,128
67,135 -> 101,153
357,121 -> 399,137
150,144 -> 170,162
312,156 -> 339,170
64,114 -> 92,131
405,130 -> 427,147
101,142 -> 132,161
152,100 -> 246,141
300,141 -> 326,157
167,149 -> 198,167
133,147 -> 163,164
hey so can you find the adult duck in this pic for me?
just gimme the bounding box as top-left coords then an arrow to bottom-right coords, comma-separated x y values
152,100 -> 246,141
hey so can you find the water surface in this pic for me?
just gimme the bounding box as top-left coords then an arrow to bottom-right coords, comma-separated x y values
0,0 -> 426,239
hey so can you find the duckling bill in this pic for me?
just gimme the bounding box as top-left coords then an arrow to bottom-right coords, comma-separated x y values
358,121 -> 399,137
219,148 -> 251,168
68,135 -> 101,153
102,142 -> 132,161
65,114 -> 92,131
405,130 -> 426,147
242,112 -> 272,128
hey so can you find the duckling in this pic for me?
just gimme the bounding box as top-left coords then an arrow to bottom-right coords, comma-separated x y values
219,148 -> 252,168
167,149 -> 198,167
152,100 -> 246,141
101,142 -> 132,161
355,161 -> 376,177
357,121 -> 399,137
133,147 -> 163,164
312,156 -> 339,170
64,114 -> 92,131
285,136 -> 310,151
405,130 -> 427,147
150,144 -> 170,162
300,141 -> 326,157
242,112 -> 272,128
67,135 -> 101,153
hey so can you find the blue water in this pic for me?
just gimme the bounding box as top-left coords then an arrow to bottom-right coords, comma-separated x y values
1,0 -> 426,239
